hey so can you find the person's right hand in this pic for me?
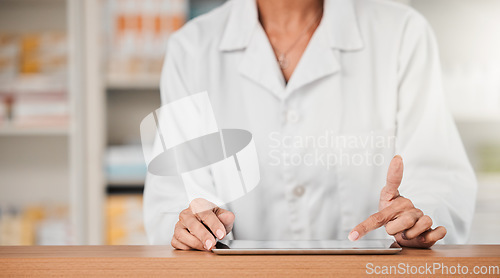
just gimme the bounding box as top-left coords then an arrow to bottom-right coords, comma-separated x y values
172,198 -> 235,251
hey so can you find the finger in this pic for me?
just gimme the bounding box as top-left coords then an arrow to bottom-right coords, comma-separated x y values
214,208 -> 235,234
404,215 -> 433,240
418,226 -> 447,245
380,155 -> 404,202
385,208 -> 423,235
171,237 -> 191,250
190,198 -> 217,214
179,209 -> 216,250
189,199 -> 235,235
195,209 -> 227,240
173,222 -> 204,250
350,197 -> 413,241
349,205 -> 401,241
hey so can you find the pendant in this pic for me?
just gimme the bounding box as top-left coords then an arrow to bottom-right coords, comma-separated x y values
278,53 -> 289,70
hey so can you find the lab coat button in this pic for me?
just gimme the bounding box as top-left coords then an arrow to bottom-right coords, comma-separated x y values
286,110 -> 300,124
293,185 -> 305,197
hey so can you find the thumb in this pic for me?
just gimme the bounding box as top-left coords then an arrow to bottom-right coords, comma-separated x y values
215,208 -> 235,235
380,155 -> 404,202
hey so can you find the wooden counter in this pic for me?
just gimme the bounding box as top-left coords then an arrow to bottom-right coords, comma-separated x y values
1,245 -> 499,277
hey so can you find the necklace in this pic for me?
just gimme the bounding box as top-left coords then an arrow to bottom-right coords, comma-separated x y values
271,9 -> 323,70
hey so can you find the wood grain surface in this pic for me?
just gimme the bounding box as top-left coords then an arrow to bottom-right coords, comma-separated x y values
1,245 -> 499,277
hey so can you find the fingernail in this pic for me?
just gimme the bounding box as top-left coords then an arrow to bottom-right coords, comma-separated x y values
216,229 -> 225,240
205,240 -> 213,250
348,231 -> 359,242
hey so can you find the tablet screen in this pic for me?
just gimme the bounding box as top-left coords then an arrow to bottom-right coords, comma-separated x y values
212,239 -> 401,254
215,239 -> 396,250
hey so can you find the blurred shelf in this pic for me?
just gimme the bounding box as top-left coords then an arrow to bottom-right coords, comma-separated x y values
107,179 -> 145,186
106,184 -> 144,195
0,75 -> 67,94
106,74 -> 160,90
0,126 -> 69,136
107,179 -> 145,195
1,0 -> 65,3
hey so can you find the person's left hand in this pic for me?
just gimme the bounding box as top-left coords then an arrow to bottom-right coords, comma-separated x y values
348,155 -> 447,248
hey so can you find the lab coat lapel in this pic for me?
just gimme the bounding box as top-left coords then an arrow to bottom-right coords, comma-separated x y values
219,0 -> 286,98
285,23 -> 340,96
219,0 -> 365,99
285,0 -> 364,95
238,25 -> 287,98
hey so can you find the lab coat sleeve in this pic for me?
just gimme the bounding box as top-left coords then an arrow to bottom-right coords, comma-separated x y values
143,35 -> 193,245
395,11 -> 477,244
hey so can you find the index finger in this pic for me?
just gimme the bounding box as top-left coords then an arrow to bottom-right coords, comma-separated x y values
179,209 -> 216,250
195,209 -> 227,240
348,205 -> 400,241
380,155 -> 404,202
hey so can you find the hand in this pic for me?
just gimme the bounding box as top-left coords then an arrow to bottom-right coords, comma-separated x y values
348,155 -> 447,248
172,198 -> 235,251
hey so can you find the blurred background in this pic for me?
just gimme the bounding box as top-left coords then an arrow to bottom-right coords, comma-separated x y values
0,0 -> 498,245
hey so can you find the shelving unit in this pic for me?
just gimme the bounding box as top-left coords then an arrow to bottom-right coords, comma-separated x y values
0,0 -> 86,245
106,74 -> 160,90
0,0 -> 110,245
0,126 -> 69,136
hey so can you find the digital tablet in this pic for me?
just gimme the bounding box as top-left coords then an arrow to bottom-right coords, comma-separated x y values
212,239 -> 401,255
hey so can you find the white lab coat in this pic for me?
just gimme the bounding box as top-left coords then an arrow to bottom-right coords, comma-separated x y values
143,0 -> 477,245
